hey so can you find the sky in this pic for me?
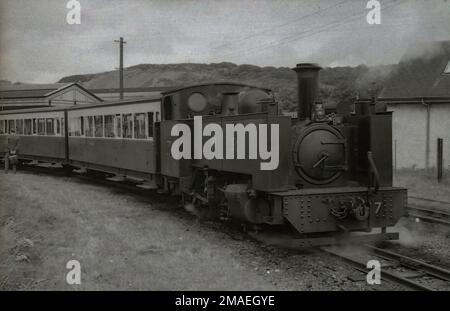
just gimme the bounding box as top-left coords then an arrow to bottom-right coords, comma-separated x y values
0,0 -> 449,83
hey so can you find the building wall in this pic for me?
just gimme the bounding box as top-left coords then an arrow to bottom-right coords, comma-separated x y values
49,87 -> 99,105
0,99 -> 49,110
1,86 -> 99,110
430,104 -> 450,169
389,103 -> 450,170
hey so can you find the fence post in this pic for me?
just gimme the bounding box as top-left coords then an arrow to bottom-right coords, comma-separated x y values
437,137 -> 443,182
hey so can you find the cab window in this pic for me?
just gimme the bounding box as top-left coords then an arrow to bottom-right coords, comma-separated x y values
163,96 -> 172,120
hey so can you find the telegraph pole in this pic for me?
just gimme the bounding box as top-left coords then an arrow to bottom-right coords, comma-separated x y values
114,37 -> 126,99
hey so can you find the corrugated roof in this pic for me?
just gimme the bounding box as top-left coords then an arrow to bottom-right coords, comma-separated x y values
91,86 -> 176,93
379,41 -> 450,100
0,83 -> 70,99
0,94 -> 162,115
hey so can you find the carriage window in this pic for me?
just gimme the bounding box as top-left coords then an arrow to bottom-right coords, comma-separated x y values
134,113 -> 146,139
46,118 -> 55,135
123,114 -> 132,138
8,120 -> 15,134
61,118 -> 65,136
38,119 -> 45,135
0,120 -> 4,134
85,116 -> 94,137
15,119 -> 23,135
69,118 -> 75,136
56,118 -> 61,135
24,119 -> 32,135
32,119 -> 37,135
94,115 -> 103,137
147,112 -> 154,138
155,111 -> 160,122
104,115 -> 115,138
115,114 -> 122,138
79,117 -> 84,136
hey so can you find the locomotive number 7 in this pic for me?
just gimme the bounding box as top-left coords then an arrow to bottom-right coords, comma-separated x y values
374,201 -> 382,215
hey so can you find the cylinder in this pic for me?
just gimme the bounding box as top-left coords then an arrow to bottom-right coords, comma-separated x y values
292,63 -> 322,120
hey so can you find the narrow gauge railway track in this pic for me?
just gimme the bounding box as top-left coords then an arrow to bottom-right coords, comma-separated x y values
407,205 -> 450,226
321,244 -> 450,291
409,196 -> 450,206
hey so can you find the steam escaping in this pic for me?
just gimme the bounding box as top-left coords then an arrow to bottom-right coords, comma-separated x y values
393,217 -> 450,248
401,41 -> 450,63
183,202 -> 211,220
184,203 -> 201,218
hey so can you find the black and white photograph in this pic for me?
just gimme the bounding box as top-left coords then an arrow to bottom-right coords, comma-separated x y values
0,0 -> 449,303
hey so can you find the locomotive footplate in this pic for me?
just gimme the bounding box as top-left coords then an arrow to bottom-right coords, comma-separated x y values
271,186 -> 407,244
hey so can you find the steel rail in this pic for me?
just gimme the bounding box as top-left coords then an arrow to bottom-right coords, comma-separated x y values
407,205 -> 450,226
363,245 -> 450,283
321,245 -> 450,291
408,196 -> 450,206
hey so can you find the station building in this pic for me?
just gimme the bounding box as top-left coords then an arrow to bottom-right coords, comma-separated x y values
378,41 -> 450,170
0,83 -> 102,111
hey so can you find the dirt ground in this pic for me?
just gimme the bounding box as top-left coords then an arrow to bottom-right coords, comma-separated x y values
0,170 -> 447,291
395,169 -> 450,203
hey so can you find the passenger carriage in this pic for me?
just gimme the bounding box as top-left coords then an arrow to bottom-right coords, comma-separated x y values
0,108 -> 66,162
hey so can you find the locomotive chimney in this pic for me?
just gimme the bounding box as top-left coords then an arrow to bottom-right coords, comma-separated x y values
292,63 -> 322,120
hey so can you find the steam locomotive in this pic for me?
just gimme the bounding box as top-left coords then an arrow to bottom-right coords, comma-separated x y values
0,63 -> 407,247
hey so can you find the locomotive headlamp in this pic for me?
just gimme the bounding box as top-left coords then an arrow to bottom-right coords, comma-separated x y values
188,92 -> 208,112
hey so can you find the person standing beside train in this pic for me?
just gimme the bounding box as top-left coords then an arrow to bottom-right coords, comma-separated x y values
4,130 -> 19,174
